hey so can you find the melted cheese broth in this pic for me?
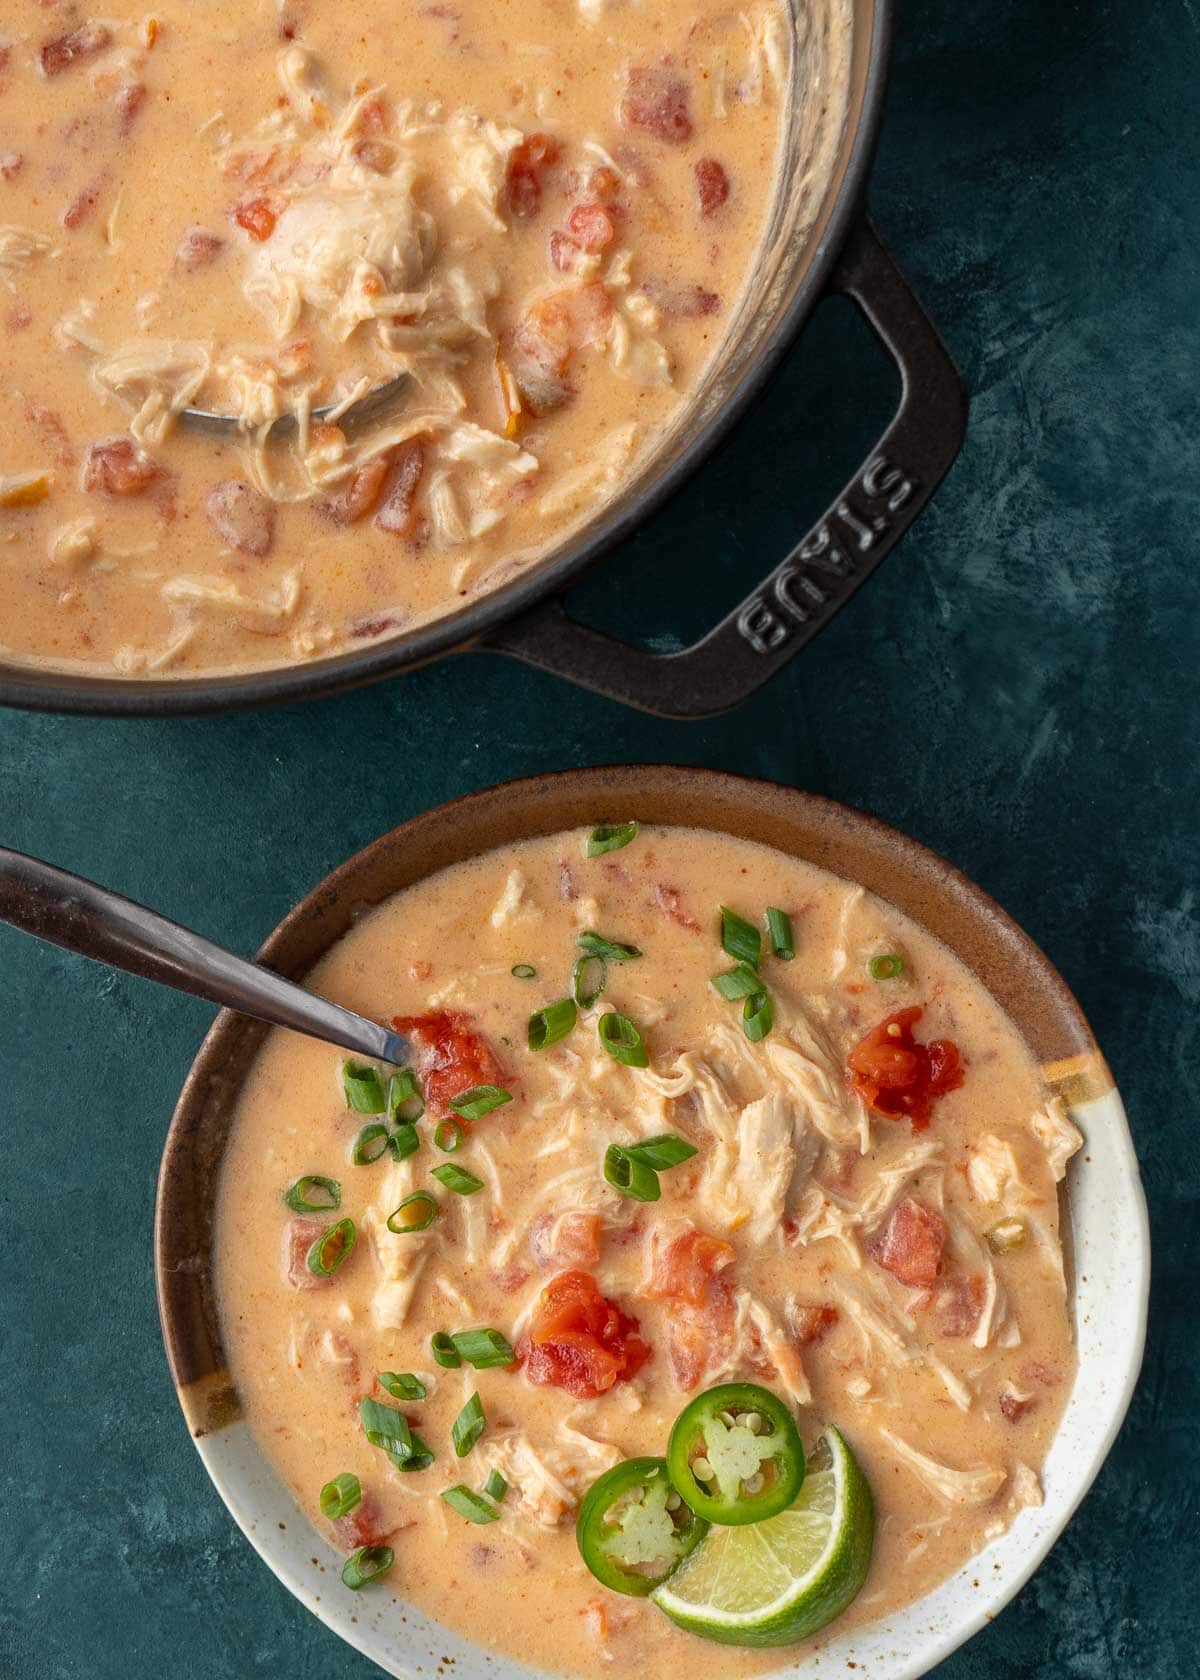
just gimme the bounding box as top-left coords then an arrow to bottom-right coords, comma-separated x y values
0,0 -> 847,676
215,826 -> 1077,1680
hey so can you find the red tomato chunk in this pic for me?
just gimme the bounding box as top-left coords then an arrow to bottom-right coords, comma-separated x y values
847,1005 -> 964,1130
82,437 -> 159,497
392,1009 -> 505,1118
505,132 -> 560,218
646,1228 -> 736,1391
694,157 -> 730,216
788,1301 -> 839,1346
175,226 -> 227,273
232,197 -> 279,242
40,25 -> 113,78
621,65 -> 693,145
868,1196 -> 947,1288
519,1269 -> 650,1398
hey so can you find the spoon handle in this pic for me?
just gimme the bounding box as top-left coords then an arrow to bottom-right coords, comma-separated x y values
0,848 -> 407,1065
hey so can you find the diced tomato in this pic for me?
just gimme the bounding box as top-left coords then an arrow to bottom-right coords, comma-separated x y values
646,1228 -> 736,1391
647,1229 -> 735,1309
587,166 -> 620,201
115,82 -> 146,133
492,1263 -> 531,1295
283,1217 -> 329,1290
40,25 -> 113,77
175,226 -> 226,273
392,1009 -> 505,1118
319,453 -> 390,526
787,1301 -> 839,1346
373,438 -> 426,537
505,132 -> 560,218
330,1493 -> 391,1551
868,1196 -> 947,1288
567,203 -> 617,252
26,402 -> 75,468
232,197 -> 278,242
519,1269 -> 650,1398
558,861 -> 577,901
62,177 -> 107,230
1,153 -> 23,182
640,280 -> 721,319
621,65 -> 693,145
654,883 -> 699,932
349,611 -> 407,640
516,283 -> 613,375
206,479 -> 275,556
529,1211 -> 602,1269
82,437 -> 159,498
847,1007 -> 965,1130
998,1389 -> 1037,1423
694,158 -> 730,217
933,1273 -> 984,1338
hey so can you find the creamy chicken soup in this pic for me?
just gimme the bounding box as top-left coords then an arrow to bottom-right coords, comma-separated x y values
0,1 -> 849,677
215,824 -> 1082,1676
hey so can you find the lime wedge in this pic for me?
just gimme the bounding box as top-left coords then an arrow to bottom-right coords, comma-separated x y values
651,1425 -> 874,1647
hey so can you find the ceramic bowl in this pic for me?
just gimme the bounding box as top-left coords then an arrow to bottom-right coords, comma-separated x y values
155,766 -> 1150,1679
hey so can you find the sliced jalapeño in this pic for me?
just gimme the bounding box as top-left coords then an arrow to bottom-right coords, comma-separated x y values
576,1456 -> 708,1597
666,1381 -> 805,1526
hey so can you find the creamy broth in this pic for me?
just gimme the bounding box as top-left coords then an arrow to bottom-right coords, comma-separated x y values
215,825 -> 1081,1679
0,1 -> 848,676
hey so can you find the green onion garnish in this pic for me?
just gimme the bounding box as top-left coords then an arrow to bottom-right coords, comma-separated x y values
396,1432 -> 435,1472
710,962 -> 762,1000
387,1068 -> 425,1123
766,907 -> 795,960
441,1485 -> 499,1524
319,1472 -> 361,1520
342,1061 -> 386,1113
598,1011 -> 649,1068
449,1085 -> 513,1121
386,1192 -> 439,1234
483,1469 -> 508,1502
342,1544 -> 393,1589
511,963 -> 538,980
434,1118 -> 464,1153
451,1328 -> 515,1368
452,1392 -> 486,1457
623,1134 -> 698,1170
387,1122 -> 420,1161
431,1163 -> 485,1195
352,1122 -> 391,1165
720,906 -> 761,968
306,1217 -> 357,1278
379,1371 -> 426,1402
283,1175 -> 341,1214
359,1398 -> 413,1461
869,953 -> 905,981
431,1332 -> 461,1369
586,820 -> 639,858
573,953 -> 607,1009
577,931 -> 642,962
604,1143 -> 661,1202
743,989 -> 774,1042
528,997 -> 577,1051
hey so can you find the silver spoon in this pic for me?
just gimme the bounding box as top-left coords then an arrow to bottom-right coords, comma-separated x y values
0,848 -> 407,1064
181,371 -> 411,441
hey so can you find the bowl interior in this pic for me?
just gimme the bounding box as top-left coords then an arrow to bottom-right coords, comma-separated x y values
155,768 -> 1149,1679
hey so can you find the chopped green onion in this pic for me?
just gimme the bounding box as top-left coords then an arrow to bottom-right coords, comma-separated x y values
342,1544 -> 394,1589
352,1122 -> 390,1165
528,997 -> 577,1051
386,1192 -> 439,1234
387,1122 -> 420,1162
483,1469 -> 508,1503
283,1175 -> 341,1214
720,906 -> 761,968
869,953 -> 905,981
604,1143 -> 661,1202
586,820 -> 639,858
434,1118 -> 464,1153
624,1134 -> 698,1170
359,1398 -> 413,1460
379,1372 -> 427,1402
766,908 -> 795,961
710,962 -> 762,1000
577,931 -> 642,962
396,1432 -> 435,1472
573,953 -> 607,1009
387,1068 -> 425,1123
319,1472 -> 361,1520
452,1392 -> 487,1457
598,1011 -> 649,1068
743,989 -> 774,1043
511,963 -> 538,980
431,1331 -> 461,1369
431,1163 -> 484,1195
449,1085 -> 513,1121
441,1485 -> 499,1524
342,1061 -> 386,1113
450,1328 -> 515,1369
306,1217 -> 357,1278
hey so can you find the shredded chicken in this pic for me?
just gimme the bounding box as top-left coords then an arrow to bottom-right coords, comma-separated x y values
1030,1097 -> 1084,1182
880,1430 -> 1007,1507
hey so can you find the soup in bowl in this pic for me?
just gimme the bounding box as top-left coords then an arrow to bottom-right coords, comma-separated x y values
156,768 -> 1148,1678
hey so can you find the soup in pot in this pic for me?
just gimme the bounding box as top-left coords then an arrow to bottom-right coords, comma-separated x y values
0,0 -> 849,677
214,822 -> 1082,1676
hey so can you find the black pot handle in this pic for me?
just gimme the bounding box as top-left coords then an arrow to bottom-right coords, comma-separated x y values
480,218 -> 966,718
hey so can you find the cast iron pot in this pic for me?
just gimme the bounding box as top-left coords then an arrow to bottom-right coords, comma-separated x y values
3,1 -> 965,720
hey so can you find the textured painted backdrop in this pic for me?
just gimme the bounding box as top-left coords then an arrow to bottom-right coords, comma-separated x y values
1,0 -> 1195,1675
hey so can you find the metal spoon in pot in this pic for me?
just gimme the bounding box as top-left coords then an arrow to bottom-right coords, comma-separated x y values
0,848 -> 407,1065
181,372 -> 411,441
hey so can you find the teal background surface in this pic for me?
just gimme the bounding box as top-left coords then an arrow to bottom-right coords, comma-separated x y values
1,1 -> 1196,1675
